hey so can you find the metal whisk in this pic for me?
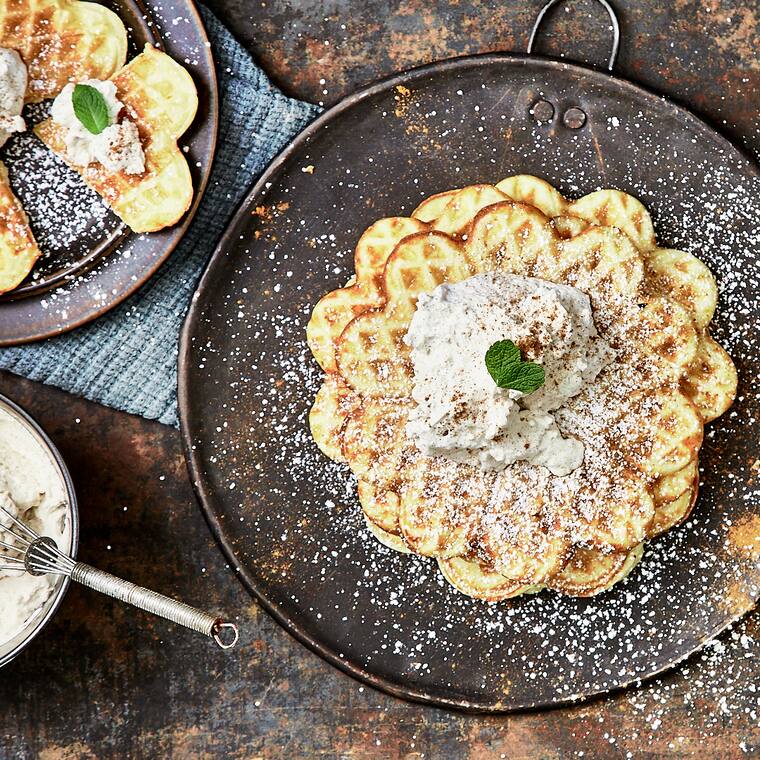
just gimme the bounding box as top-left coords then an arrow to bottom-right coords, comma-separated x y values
0,502 -> 238,649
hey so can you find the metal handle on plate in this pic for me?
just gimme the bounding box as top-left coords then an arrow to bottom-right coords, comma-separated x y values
527,0 -> 620,72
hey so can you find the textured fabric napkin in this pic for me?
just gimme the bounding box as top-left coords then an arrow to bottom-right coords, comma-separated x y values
0,7 -> 320,427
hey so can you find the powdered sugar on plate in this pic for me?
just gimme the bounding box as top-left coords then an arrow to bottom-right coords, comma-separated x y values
3,101 -> 120,287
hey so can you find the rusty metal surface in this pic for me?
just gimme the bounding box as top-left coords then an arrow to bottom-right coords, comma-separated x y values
179,51 -> 759,711
203,0 -> 760,156
1,0 -> 759,755
0,0 -> 217,345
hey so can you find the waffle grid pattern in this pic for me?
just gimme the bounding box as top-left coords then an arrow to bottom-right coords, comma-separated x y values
308,176 -> 737,601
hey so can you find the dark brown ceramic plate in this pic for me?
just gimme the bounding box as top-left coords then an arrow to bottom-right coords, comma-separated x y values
0,0 -> 217,345
179,54 -> 760,711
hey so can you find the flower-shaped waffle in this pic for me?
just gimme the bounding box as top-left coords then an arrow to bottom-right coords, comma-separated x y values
0,0 -> 128,291
307,176 -> 737,600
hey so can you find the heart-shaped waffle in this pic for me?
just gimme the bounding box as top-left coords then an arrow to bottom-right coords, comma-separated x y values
0,0 -> 127,103
0,161 -> 40,294
36,44 -> 198,233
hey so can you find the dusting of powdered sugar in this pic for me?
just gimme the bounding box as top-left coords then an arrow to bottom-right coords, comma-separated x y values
0,2 -> 209,320
186,59 -> 759,728
3,101 -> 117,284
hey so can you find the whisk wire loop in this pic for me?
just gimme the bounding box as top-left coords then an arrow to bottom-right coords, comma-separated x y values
0,538 -> 27,555
0,502 -> 37,573
0,502 -> 238,649
0,502 -> 41,542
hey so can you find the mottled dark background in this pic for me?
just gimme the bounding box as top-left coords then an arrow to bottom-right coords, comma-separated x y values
1,0 -> 758,757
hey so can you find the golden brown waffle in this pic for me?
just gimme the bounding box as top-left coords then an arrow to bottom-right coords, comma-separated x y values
308,373 -> 359,463
307,217 -> 427,372
653,459 -> 698,504
338,224 -> 688,560
0,161 -> 41,294
429,184 -> 509,237
0,0 -> 127,102
650,486 -> 697,537
536,224 -> 645,302
310,176 -> 734,438
328,180 -> 718,347
472,466 -> 571,580
647,248 -> 717,330
547,544 -> 644,596
308,176 -> 737,599
495,175 -> 567,218
634,390 -> 703,476
36,44 -> 197,232
341,397 -> 411,490
438,555 -> 538,602
336,231 -> 469,398
439,542 -> 643,600
683,334 -> 738,422
363,514 -> 410,554
357,480 -> 401,537
648,459 -> 699,537
397,455 -> 484,560
341,398 -> 414,540
465,201 -> 556,275
566,189 -> 657,252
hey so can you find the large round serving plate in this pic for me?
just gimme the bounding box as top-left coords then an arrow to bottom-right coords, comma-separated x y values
179,55 -> 760,711
0,0 -> 217,345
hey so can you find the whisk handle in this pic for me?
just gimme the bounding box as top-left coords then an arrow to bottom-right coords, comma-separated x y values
70,563 -> 239,649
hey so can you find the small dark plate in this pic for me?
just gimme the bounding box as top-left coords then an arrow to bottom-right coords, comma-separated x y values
180,55 -> 760,712
0,0 -> 217,345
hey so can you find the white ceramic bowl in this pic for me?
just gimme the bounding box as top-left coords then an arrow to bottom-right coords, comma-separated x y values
0,393 -> 78,669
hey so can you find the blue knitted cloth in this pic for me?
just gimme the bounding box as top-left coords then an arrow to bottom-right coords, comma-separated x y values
0,7 -> 319,427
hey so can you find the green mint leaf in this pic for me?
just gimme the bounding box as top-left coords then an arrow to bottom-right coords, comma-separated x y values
485,339 -> 545,395
72,84 -> 110,135
500,361 -> 546,395
485,339 -> 521,380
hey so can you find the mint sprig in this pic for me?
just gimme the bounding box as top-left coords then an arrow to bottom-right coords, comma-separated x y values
72,84 -> 110,135
485,339 -> 545,394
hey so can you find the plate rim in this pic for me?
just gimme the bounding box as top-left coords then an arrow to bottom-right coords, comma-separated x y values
178,51 -> 759,712
0,0 -> 219,345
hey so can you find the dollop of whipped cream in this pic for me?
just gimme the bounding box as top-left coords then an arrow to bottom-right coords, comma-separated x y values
0,48 -> 27,148
405,272 -> 613,476
51,79 -> 145,175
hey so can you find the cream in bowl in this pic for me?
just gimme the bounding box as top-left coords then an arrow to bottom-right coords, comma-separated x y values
0,395 -> 76,666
